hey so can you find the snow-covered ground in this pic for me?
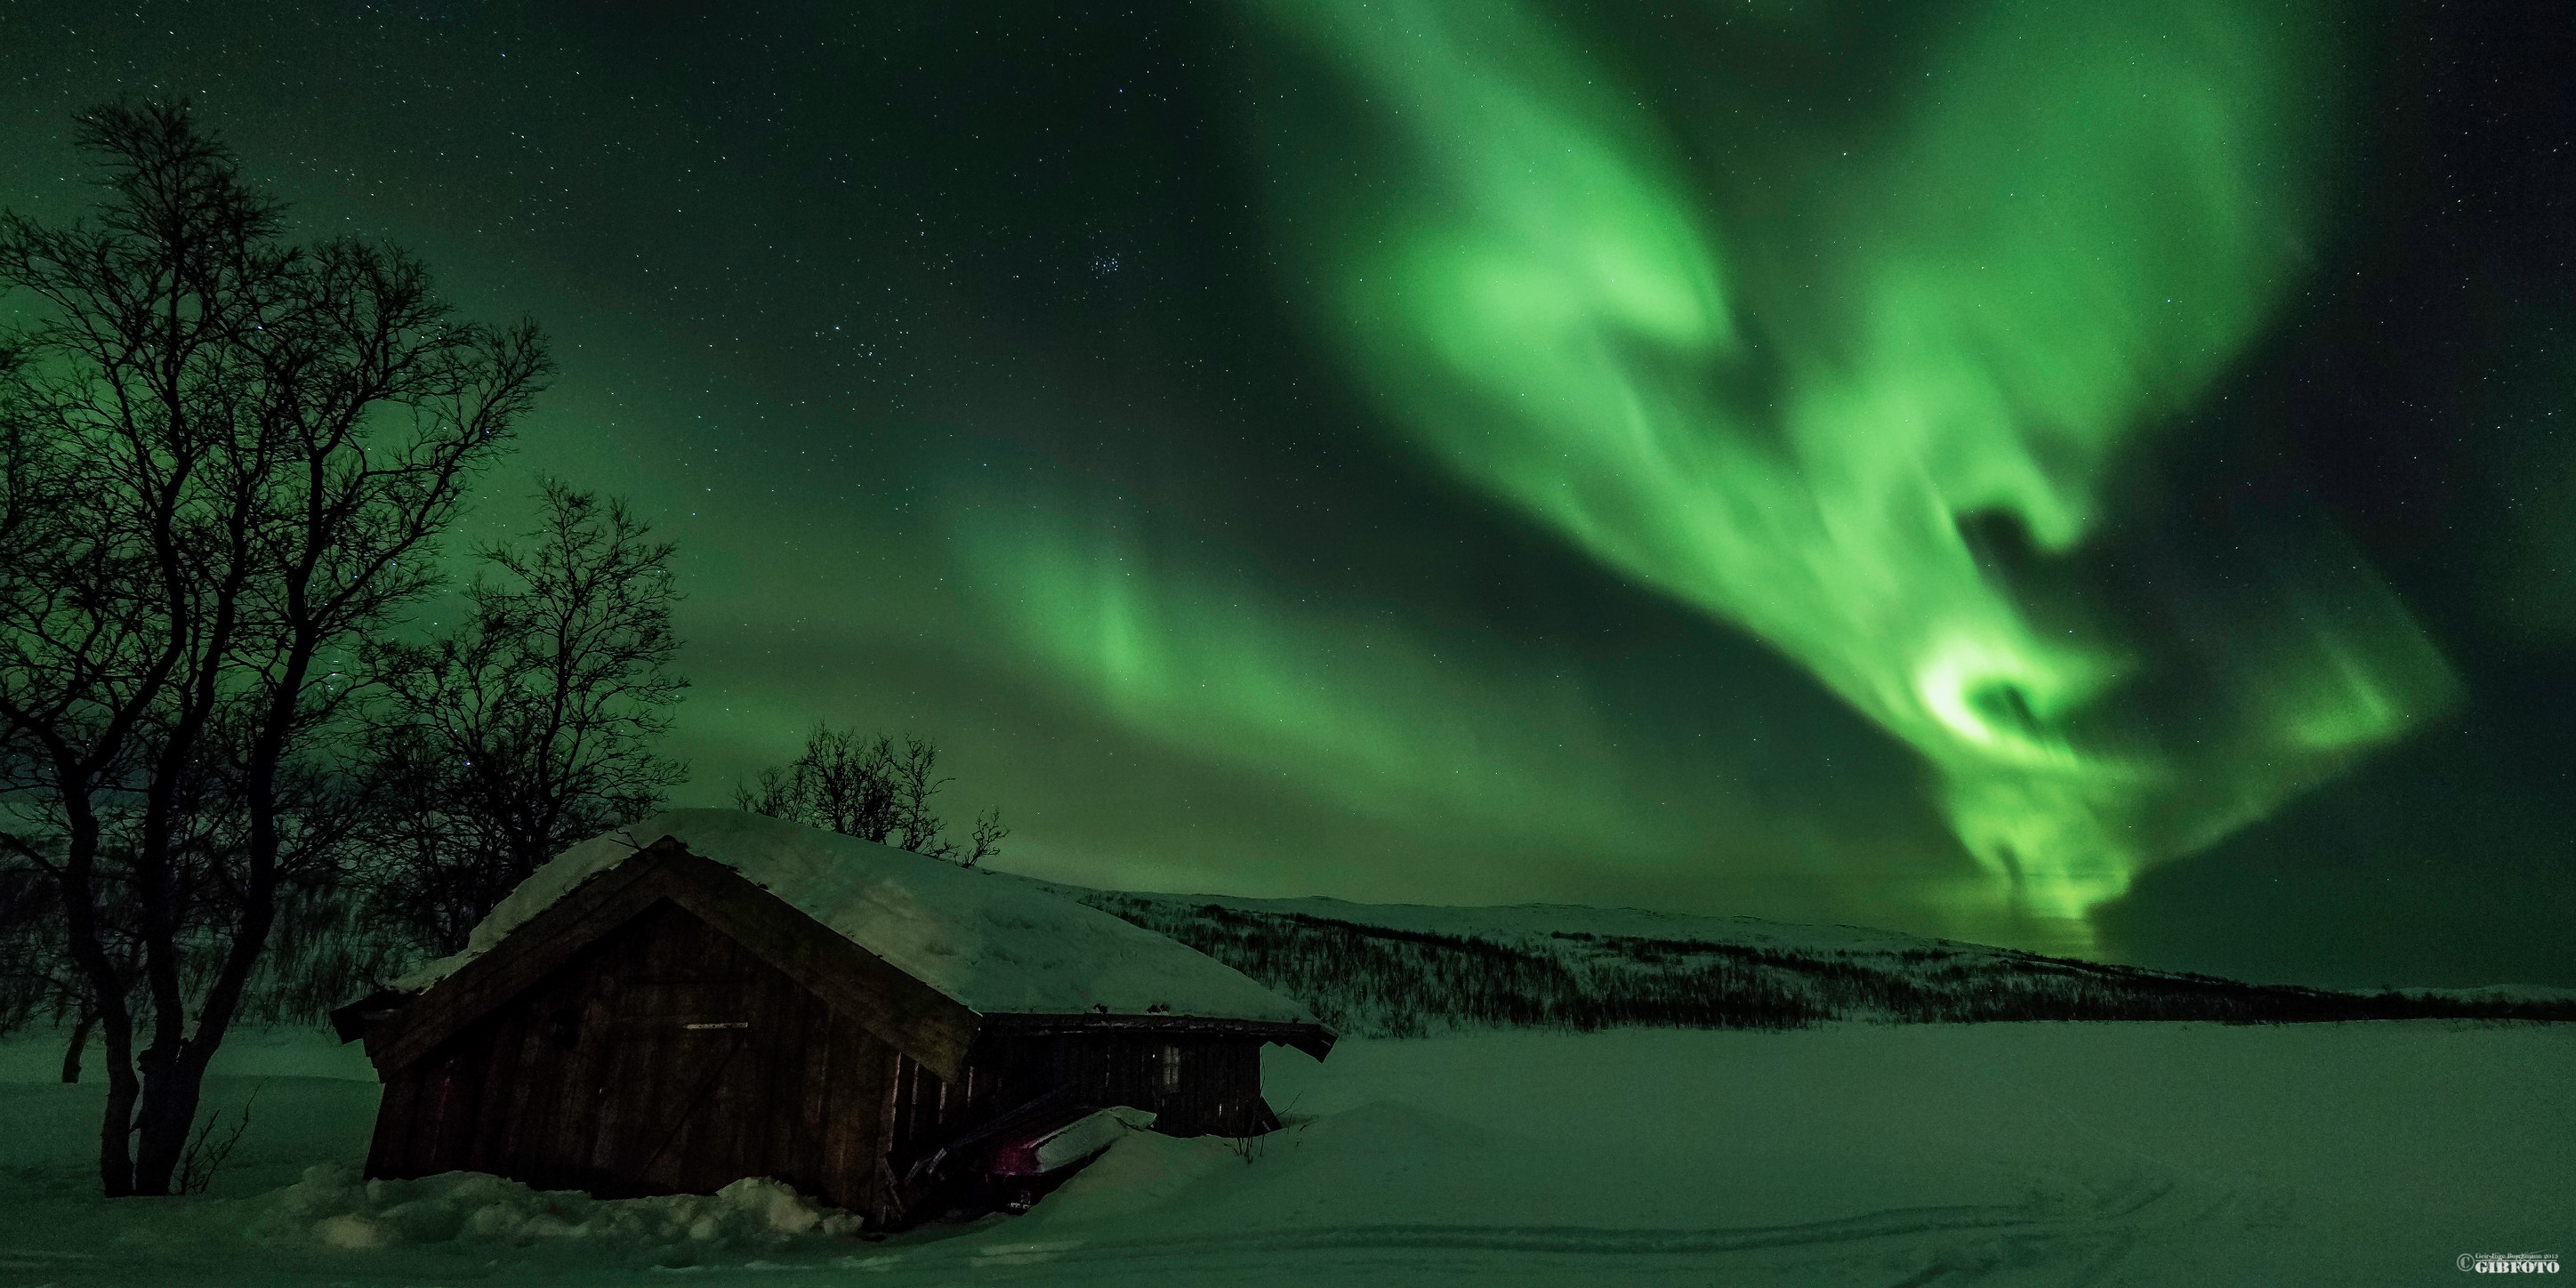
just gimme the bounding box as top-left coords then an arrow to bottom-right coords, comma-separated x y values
2,1019 -> 2567,1285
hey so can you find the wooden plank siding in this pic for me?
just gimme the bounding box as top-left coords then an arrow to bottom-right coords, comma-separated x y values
368,901 -> 902,1221
884,1030 -> 1278,1167
367,842 -> 978,1082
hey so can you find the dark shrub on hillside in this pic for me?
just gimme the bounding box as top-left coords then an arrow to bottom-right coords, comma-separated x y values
1077,894 -> 2576,1038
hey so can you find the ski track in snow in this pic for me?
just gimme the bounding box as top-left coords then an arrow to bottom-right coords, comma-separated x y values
4,1183 -> 2205,1288
820,1172 -> 2204,1286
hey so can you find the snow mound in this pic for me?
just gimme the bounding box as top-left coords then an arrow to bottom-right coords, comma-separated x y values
398,809 -> 1320,1026
254,1163 -> 864,1260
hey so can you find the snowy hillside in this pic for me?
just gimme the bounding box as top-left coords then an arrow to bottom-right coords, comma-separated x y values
1053,886 -> 2576,1036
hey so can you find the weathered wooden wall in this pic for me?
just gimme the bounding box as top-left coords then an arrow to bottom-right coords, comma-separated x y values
366,884 -> 1297,1230
366,901 -> 902,1221
888,1029 -> 1276,1164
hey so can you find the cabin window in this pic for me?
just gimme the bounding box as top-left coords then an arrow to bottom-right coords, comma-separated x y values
1158,1042 -> 1182,1094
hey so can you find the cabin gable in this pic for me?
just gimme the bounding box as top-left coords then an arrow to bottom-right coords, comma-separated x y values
368,898 -> 906,1218
368,840 -> 978,1081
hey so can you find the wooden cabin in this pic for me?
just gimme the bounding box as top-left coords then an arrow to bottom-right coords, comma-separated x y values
333,809 -> 1332,1228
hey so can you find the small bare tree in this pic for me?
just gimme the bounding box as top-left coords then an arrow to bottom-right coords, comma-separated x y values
0,100 -> 548,1196
365,480 -> 687,952
738,726 -> 1006,865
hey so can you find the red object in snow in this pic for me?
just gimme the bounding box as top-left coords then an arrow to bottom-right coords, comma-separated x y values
987,1106 -> 1158,1179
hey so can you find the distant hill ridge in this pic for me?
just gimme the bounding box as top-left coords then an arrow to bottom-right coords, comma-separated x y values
1042,885 -> 2576,1038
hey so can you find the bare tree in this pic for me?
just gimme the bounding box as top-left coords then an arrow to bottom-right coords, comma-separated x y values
954,805 -> 1009,870
0,848 -> 145,1083
737,726 -> 1007,865
0,100 -> 548,1196
366,480 -> 687,952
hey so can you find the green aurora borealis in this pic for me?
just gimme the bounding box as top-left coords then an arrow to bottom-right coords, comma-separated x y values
3,1 -> 2570,984
1236,0 -> 2445,932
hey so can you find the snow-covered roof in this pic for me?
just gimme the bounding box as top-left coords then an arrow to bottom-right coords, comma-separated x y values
396,809 -> 1320,1026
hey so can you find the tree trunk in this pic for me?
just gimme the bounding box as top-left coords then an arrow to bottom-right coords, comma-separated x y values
93,1007 -> 140,1196
129,1045 -> 205,1196
129,875 -> 279,1195
52,810 -> 143,1196
60,1010 -> 95,1084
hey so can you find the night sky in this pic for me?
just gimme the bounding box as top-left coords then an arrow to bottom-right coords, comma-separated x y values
3,2 -> 2568,989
